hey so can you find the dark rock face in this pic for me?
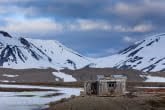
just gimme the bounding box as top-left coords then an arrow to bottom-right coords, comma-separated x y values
119,40 -> 145,54
128,47 -> 143,57
142,64 -> 156,72
0,36 -> 52,66
0,45 -> 17,66
0,44 -> 43,66
20,37 -> 31,47
66,59 -> 76,69
0,31 -> 12,38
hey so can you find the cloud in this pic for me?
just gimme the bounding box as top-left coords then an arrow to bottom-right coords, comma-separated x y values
0,17 -> 64,37
123,36 -> 137,43
0,17 -> 113,38
113,23 -> 154,33
0,5 -> 35,17
72,20 -> 153,32
0,0 -> 110,18
133,24 -> 154,32
113,0 -> 165,19
0,0 -> 163,31
0,0 -> 164,57
114,23 -> 154,32
114,2 -> 144,18
0,16 -> 153,39
1,0 -> 165,21
68,19 -> 112,31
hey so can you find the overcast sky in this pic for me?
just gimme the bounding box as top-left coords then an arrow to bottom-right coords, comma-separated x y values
0,0 -> 164,57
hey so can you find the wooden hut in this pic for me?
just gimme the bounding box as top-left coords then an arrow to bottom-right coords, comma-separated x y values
84,75 -> 127,96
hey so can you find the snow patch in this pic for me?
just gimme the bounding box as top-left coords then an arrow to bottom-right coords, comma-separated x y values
0,80 -> 10,83
3,74 -> 19,78
145,75 -> 165,82
0,80 -> 16,83
52,71 -> 77,82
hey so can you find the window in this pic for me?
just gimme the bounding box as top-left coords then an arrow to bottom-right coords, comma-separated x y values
108,82 -> 116,88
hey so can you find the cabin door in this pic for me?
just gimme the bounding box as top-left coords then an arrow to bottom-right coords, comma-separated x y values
91,82 -> 98,95
107,82 -> 116,94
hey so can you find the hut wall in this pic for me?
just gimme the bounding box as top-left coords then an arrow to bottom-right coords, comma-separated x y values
84,82 -> 92,95
98,81 -> 108,96
98,79 -> 126,96
84,78 -> 127,96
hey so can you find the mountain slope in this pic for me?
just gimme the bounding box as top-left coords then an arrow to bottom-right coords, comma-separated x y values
2,30 -> 165,72
94,33 -> 165,72
0,31 -> 91,69
27,38 -> 91,69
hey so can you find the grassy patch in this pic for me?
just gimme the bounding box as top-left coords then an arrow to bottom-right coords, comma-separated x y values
146,97 -> 165,108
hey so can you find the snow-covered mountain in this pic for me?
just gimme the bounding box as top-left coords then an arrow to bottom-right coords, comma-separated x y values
94,33 -> 165,72
2,30 -> 165,72
0,31 -> 91,69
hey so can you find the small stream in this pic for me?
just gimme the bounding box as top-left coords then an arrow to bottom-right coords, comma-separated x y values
0,84 -> 82,110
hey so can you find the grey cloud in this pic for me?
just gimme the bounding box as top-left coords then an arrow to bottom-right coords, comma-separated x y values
0,0 -> 165,57
1,0 -> 164,31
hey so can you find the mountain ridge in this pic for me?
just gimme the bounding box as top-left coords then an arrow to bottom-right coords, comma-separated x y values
0,31 -> 91,69
1,31 -> 165,72
93,33 -> 165,72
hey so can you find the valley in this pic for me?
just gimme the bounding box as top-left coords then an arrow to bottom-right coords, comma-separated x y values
0,31 -> 165,110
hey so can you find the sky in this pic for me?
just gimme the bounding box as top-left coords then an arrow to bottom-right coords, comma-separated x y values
0,0 -> 164,57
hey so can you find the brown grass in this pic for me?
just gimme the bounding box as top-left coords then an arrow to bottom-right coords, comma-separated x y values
47,94 -> 165,110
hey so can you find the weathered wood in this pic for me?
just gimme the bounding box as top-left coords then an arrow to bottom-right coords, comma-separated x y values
84,76 -> 127,96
